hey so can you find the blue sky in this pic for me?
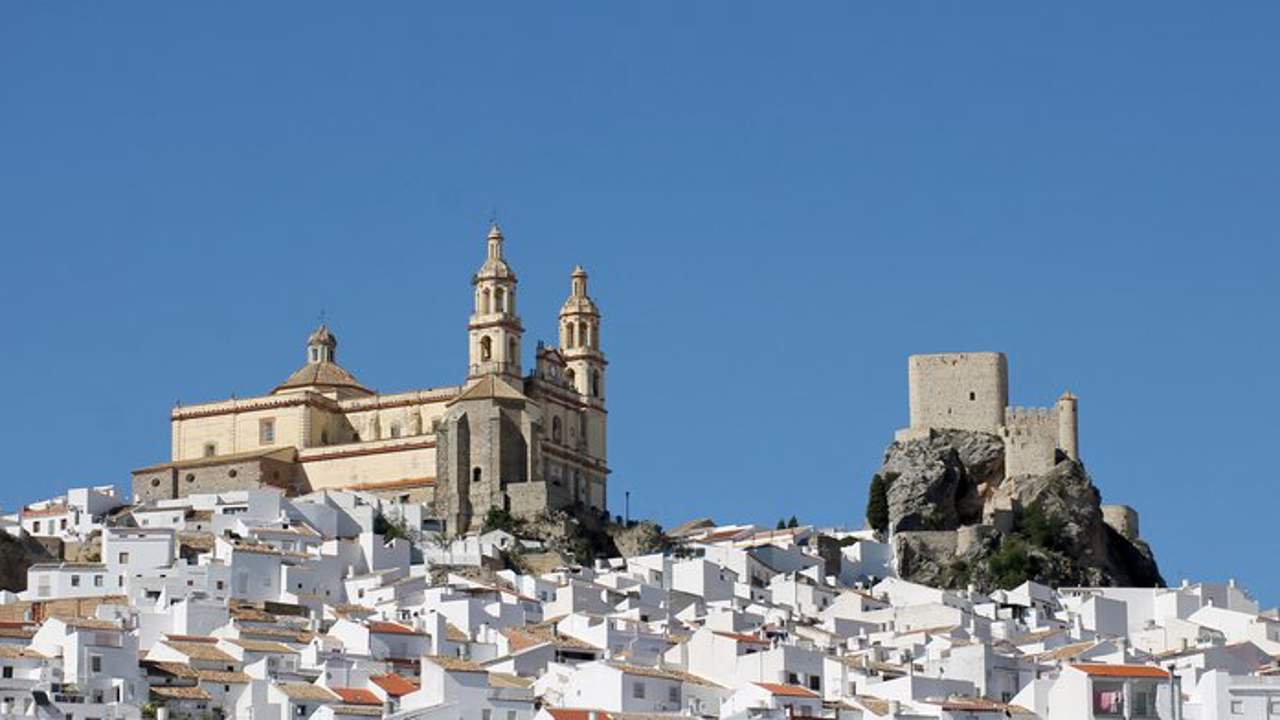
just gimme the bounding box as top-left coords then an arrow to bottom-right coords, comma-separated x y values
2,4 -> 1278,604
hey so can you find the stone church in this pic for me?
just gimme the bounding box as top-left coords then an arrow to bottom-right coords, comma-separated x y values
132,225 -> 609,534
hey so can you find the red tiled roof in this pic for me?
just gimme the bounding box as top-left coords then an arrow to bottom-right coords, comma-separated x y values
1071,663 -> 1169,679
331,687 -> 382,706
370,674 -> 418,697
714,630 -> 770,645
755,682 -> 818,698
545,710 -> 612,720
368,621 -> 422,636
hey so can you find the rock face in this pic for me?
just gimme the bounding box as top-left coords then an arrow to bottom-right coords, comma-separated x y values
873,430 -> 1163,591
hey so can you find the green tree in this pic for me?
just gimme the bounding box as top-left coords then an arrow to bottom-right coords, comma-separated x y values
483,508 -> 520,533
866,473 -> 895,534
786,516 -> 799,528
988,537 -> 1042,589
776,519 -> 787,530
1019,505 -> 1064,551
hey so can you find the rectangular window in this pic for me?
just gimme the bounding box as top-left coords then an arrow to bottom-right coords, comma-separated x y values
118,552 -> 129,564
632,681 -> 645,699
90,656 -> 102,673
70,575 -> 80,587
31,522 -> 39,534
204,443 -> 217,458
808,676 -> 820,691
260,418 -> 276,445
2,667 -> 11,679
93,575 -> 103,587
482,711 -> 491,720
668,685 -> 679,703
506,712 -> 516,720
1230,700 -> 1243,714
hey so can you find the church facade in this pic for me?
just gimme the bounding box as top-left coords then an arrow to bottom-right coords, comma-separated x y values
131,225 -> 609,535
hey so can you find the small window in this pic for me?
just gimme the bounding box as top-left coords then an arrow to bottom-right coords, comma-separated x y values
70,575 -> 80,587
668,685 -> 679,703
203,443 -> 217,458
31,521 -> 39,533
632,681 -> 645,699
969,391 -> 976,400
118,552 -> 130,564
390,422 -> 401,439
1230,700 -> 1243,714
90,656 -> 101,673
93,576 -> 102,587
260,418 -> 276,445
1,667 -> 11,679
150,478 -> 160,488
185,473 -> 195,483
228,469 -> 238,478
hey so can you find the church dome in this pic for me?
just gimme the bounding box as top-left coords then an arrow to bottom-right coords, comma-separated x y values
474,224 -> 517,282
273,324 -> 372,396
273,361 -> 370,395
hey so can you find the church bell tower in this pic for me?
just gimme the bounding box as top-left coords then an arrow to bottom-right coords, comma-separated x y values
468,224 -> 524,381
559,266 -> 605,402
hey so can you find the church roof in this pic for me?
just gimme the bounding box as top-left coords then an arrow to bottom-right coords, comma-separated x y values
448,375 -> 527,406
273,361 -> 372,395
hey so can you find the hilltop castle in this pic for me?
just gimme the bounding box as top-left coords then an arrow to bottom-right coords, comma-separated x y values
894,352 -> 1080,479
131,225 -> 609,535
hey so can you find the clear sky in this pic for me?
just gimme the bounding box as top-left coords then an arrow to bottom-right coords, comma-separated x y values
2,4 -> 1278,604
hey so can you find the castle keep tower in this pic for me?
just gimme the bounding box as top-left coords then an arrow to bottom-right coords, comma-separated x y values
468,224 -> 523,381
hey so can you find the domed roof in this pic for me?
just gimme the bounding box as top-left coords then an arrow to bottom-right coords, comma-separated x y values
560,265 -> 599,316
475,223 -> 517,282
273,324 -> 371,396
308,324 -> 337,348
273,361 -> 370,395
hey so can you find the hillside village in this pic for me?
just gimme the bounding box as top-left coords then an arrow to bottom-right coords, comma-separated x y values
0,230 -> 1275,720
0,483 -> 1277,720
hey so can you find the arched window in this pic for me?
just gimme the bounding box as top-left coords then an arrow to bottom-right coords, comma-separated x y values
480,336 -> 492,361
495,288 -> 506,313
565,368 -> 576,387
508,338 -> 517,365
590,369 -> 601,398
481,288 -> 491,314
578,322 -> 588,349
552,417 -> 562,443
472,467 -> 482,486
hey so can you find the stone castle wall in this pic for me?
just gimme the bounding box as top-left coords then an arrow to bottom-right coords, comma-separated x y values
1003,406 -> 1060,478
906,352 -> 1008,435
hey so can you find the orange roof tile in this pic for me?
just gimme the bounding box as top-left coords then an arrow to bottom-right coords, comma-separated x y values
331,688 -> 382,706
368,621 -> 422,636
714,630 -> 770,645
370,674 -> 418,697
755,682 -> 818,698
1071,663 -> 1169,679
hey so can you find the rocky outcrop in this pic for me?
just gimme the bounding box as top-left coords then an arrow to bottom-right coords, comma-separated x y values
0,533 -> 56,593
511,510 -> 667,566
874,430 -> 1163,591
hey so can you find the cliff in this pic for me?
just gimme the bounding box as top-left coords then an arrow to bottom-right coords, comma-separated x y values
868,430 -> 1163,591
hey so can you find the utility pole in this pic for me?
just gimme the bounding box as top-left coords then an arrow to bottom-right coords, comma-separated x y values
625,491 -> 630,526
